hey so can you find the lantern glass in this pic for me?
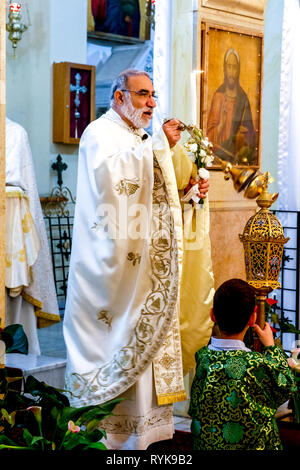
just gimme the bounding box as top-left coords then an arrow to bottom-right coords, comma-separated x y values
240,209 -> 289,290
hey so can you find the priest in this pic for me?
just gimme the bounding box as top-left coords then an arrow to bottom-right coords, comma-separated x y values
63,69 -> 214,450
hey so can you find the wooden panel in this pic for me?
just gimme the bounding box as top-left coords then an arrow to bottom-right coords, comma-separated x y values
201,0 -> 266,20
52,62 -> 95,145
0,0 -> 6,333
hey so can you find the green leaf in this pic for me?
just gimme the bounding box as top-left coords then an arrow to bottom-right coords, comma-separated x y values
83,441 -> 107,450
0,434 -> 18,446
23,428 -> 34,446
270,313 -> 280,324
4,324 -> 28,354
85,429 -> 106,443
62,432 -> 88,450
59,398 -> 123,429
281,323 -> 300,335
30,436 -> 45,448
86,418 -> 104,433
51,406 -> 60,421
24,375 -> 70,408
62,428 -> 106,450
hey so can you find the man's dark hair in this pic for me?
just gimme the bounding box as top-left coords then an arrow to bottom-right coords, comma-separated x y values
213,278 -> 256,335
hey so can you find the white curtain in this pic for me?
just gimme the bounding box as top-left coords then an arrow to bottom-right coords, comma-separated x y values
278,0 -> 300,210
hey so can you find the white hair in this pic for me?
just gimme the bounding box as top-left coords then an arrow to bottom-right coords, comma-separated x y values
110,69 -> 150,106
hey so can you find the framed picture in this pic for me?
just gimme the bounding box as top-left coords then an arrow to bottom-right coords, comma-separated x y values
200,23 -> 263,168
87,0 -> 153,42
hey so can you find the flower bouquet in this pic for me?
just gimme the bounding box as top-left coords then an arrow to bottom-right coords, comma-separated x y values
181,126 -> 214,205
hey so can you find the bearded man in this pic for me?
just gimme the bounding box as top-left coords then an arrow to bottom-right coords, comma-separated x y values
63,69 -> 213,450
207,48 -> 256,164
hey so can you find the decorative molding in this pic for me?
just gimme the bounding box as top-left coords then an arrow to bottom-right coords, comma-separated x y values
201,0 -> 266,21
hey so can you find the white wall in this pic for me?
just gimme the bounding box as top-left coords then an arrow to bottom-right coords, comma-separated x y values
6,0 -> 87,198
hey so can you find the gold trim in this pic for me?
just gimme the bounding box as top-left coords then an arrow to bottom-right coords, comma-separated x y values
36,315 -> 60,329
5,190 -> 28,200
21,292 -> 42,309
157,391 -> 187,406
35,310 -> 61,321
21,292 -> 60,329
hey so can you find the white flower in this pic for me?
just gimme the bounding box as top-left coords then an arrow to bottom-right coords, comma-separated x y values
198,168 -> 210,180
200,149 -> 207,157
189,153 -> 196,163
204,154 -> 214,166
201,138 -> 210,148
189,143 -> 198,153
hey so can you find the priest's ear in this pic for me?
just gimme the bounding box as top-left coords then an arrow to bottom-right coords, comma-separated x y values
114,89 -> 124,105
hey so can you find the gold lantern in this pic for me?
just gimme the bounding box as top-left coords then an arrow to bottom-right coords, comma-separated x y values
213,158 -> 290,331
238,173 -> 289,329
209,154 -> 289,335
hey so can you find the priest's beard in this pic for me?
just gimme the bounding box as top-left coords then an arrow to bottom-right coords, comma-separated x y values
122,96 -> 152,129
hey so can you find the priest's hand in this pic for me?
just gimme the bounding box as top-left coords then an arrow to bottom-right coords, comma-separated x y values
163,119 -> 183,149
197,178 -> 209,199
185,177 -> 210,199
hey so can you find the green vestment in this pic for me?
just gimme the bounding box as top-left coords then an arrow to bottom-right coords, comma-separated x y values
188,345 -> 295,450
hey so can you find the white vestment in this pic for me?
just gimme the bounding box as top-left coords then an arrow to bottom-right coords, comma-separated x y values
63,109 -> 187,450
5,118 -> 60,354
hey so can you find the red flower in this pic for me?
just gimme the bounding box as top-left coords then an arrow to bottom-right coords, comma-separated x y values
270,325 -> 278,334
266,298 -> 277,306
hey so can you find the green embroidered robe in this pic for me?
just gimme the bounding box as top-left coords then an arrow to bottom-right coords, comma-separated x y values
188,345 -> 295,450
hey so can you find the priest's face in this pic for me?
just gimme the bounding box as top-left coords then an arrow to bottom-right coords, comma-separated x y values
121,74 -> 156,129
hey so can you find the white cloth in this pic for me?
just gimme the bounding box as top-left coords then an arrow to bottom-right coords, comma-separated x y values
5,187 -> 41,290
101,364 -> 174,450
5,118 -> 60,333
180,184 -> 201,204
208,336 -> 251,352
63,108 -> 186,449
